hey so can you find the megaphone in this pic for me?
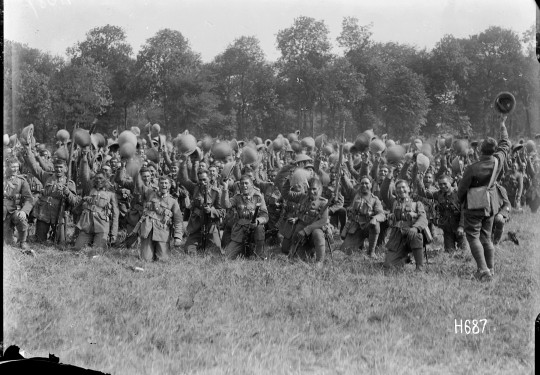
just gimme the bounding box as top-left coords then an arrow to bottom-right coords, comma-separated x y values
494,92 -> 516,115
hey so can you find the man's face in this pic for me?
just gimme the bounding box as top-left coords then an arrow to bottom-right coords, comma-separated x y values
240,178 -> 252,195
171,166 -> 179,175
423,172 -> 434,185
101,166 -> 112,178
9,162 -> 19,175
149,167 -> 157,177
438,178 -> 451,193
94,174 -> 106,189
378,168 -> 388,182
209,167 -> 218,179
159,178 -> 170,193
396,181 -> 410,199
54,163 -> 66,177
308,183 -> 322,200
359,178 -> 372,194
198,173 -> 209,187
268,171 -> 277,182
199,162 -> 207,170
141,172 -> 152,185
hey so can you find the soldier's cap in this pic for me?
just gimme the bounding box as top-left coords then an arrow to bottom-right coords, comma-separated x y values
256,143 -> 266,151
294,154 -> 313,163
535,134 -> 540,139
53,158 -> 67,166
304,162 -> 315,170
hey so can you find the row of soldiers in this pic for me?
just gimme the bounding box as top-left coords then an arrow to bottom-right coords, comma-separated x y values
4,119 -> 540,276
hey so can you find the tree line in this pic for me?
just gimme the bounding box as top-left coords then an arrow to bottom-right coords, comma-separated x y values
4,17 -> 539,145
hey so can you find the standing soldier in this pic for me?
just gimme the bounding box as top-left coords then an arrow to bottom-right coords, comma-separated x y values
340,175 -> 385,257
23,145 -> 78,243
3,159 -> 34,250
221,174 -> 269,259
134,175 -> 183,261
282,176 -> 329,266
74,171 -> 119,250
457,117 -> 510,281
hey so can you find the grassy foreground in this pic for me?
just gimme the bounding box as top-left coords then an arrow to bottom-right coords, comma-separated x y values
3,212 -> 539,375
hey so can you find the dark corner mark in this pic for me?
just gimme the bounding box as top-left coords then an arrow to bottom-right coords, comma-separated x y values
0,345 -> 110,375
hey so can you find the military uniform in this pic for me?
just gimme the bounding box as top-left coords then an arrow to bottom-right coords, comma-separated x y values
184,185 -> 224,253
415,174 -> 468,252
340,192 -> 385,256
74,187 -> 119,250
282,179 -> 329,263
23,147 -> 79,242
255,180 -> 283,243
136,187 -> 184,261
3,174 -> 34,247
383,196 -> 428,269
492,183 -> 511,245
457,125 -> 510,278
221,187 -> 269,259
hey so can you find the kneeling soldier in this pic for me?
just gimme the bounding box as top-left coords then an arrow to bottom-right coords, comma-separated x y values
221,174 -> 268,259
74,171 -> 119,250
3,159 -> 34,250
136,175 -> 183,261
282,177 -> 329,265
340,175 -> 385,257
381,177 -> 428,271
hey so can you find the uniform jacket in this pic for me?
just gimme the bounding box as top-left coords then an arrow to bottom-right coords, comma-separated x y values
186,184 -> 224,235
24,147 -> 78,223
3,174 -> 34,220
221,187 -> 269,243
76,187 -> 119,236
137,187 -> 183,242
457,126 -> 510,215
281,179 -> 328,236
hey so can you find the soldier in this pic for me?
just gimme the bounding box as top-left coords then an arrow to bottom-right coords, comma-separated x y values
415,173 -> 468,253
74,171 -> 119,250
502,159 -> 524,210
134,175 -> 184,261
492,183 -> 511,245
340,175 -> 385,257
179,165 -> 224,254
221,174 -> 269,260
381,176 -> 428,271
3,159 -> 34,250
277,179 -> 306,255
457,117 -> 510,281
254,168 -> 283,245
282,176 -> 329,265
23,146 -> 78,243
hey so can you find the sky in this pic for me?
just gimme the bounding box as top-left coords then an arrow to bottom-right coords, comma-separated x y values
4,0 -> 538,62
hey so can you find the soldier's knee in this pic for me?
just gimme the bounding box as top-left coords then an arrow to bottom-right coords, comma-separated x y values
370,222 -> 380,234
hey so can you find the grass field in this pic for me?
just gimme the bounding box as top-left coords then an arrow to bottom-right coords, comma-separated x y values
3,211 -> 539,375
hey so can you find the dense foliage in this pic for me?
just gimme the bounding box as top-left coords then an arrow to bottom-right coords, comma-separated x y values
4,19 -> 539,144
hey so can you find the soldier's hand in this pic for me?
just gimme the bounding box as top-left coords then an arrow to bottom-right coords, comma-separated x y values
287,217 -> 297,224
369,218 -> 377,226
15,210 -> 27,220
63,185 -> 71,196
457,226 -> 464,236
174,238 -> 182,247
295,230 -> 306,241
203,206 -> 211,214
109,236 -> 117,245
494,213 -> 505,224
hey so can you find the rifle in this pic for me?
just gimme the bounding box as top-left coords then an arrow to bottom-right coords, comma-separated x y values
243,203 -> 261,258
334,123 -> 345,204
55,123 -> 77,245
199,186 -> 209,252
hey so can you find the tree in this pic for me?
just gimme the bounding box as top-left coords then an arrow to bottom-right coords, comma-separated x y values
276,16 -> 332,135
135,29 -> 217,134
4,41 -> 61,142
210,36 -> 278,138
382,66 -> 430,141
68,25 -> 136,133
50,58 -> 113,129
